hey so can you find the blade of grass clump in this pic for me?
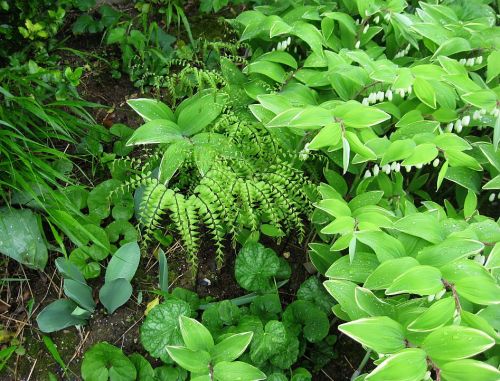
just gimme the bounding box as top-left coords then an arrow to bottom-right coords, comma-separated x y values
43,335 -> 68,373
159,248 -> 169,293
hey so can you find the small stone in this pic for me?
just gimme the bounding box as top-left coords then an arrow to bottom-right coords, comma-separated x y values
198,278 -> 211,286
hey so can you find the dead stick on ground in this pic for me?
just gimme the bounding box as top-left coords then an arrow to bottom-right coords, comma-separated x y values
26,358 -> 37,381
114,317 -> 143,345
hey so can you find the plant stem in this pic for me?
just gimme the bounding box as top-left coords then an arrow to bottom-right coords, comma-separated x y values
351,349 -> 372,381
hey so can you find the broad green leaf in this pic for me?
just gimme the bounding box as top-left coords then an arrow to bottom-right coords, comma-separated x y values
283,300 -> 329,343
140,300 -> 191,362
356,231 -> 406,262
392,213 -> 444,243
325,252 -> 379,283
413,77 -> 436,108
441,360 -> 500,381
380,140 -> 416,165
486,50 -> 500,83
321,216 -> 355,235
461,90 -> 497,112
244,61 -> 287,83
308,123 -> 342,150
297,277 -> 335,315
386,265 -> 444,296
334,102 -> 390,128
485,243 -> 499,269
365,349 -> 427,381
266,107 -> 333,128
81,342 -> 136,381
126,120 -> 182,145
455,276 -> 500,305
55,257 -> 86,284
166,347 -> 210,373
445,150 -> 482,171
355,287 -> 395,317
211,332 -> 253,364
129,354 -> 155,381
256,51 -> 297,69
158,140 -> 191,184
127,99 -> 174,122
176,91 -> 226,135
308,243 -> 340,275
235,242 -> 281,292
348,191 -> 384,212
105,241 -> 140,283
401,143 -> 438,166
422,326 -> 495,363
483,175 -> 500,190
64,279 -> 95,312
407,297 -> 455,332
0,208 -> 47,270
179,316 -> 214,352
323,280 -> 368,320
434,133 -> 471,151
339,317 -> 405,354
432,37 -> 471,59
99,278 -> 132,314
291,21 -> 323,55
315,198 -> 351,218
36,299 -> 87,333
364,257 -> 420,290
445,166 -> 482,193
323,12 -> 356,35
213,361 -> 266,381
416,238 -> 484,267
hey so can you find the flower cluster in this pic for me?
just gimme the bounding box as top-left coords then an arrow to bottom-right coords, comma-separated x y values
272,37 -> 291,52
364,157 -> 441,179
458,56 -> 483,67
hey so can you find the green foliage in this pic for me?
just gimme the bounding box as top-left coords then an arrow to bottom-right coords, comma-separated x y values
81,342 -> 136,381
0,207 -> 47,269
228,1 -> 500,379
235,241 -> 290,292
166,315 -> 265,380
0,0 -> 73,58
37,242 -> 140,332
122,87 -> 313,272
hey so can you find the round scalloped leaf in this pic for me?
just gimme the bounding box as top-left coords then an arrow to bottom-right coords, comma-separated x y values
235,242 -> 281,292
69,248 -> 101,279
140,299 -> 191,363
81,342 -> 136,381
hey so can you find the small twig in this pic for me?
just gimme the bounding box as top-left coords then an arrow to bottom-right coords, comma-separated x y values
351,349 -> 372,381
113,317 -> 143,345
26,358 -> 37,381
67,330 -> 90,367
